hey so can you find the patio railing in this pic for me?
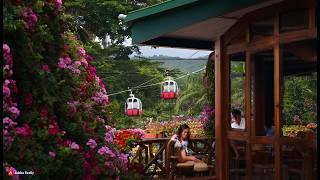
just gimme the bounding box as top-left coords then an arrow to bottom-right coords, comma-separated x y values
130,137 -> 215,178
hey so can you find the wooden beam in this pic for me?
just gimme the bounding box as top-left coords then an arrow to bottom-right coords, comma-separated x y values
226,28 -> 316,55
309,7 -> 316,29
227,131 -> 248,140
223,0 -> 316,46
249,136 -> 274,144
279,28 -> 316,44
214,36 -> 229,180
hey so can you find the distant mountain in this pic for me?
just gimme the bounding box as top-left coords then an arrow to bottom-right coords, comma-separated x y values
131,54 -> 208,60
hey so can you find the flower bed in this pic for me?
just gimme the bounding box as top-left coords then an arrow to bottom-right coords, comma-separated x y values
114,129 -> 144,153
145,116 -> 207,138
282,123 -> 317,138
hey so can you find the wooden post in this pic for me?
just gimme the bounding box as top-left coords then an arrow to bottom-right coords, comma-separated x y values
215,36 -> 229,180
274,13 -> 282,180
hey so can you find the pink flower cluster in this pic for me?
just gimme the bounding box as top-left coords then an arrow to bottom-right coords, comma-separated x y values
67,100 -> 79,115
3,44 -> 13,68
58,54 -> 91,75
70,142 -> 80,150
49,151 -> 56,157
3,44 -> 20,149
23,8 -> 38,30
91,91 -> 109,105
86,138 -> 97,149
97,146 -> 115,158
15,124 -> 33,137
104,125 -> 115,143
61,140 -> 80,150
56,0 -> 63,12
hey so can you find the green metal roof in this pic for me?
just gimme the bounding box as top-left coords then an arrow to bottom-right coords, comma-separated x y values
124,0 -> 199,23
125,0 -> 271,50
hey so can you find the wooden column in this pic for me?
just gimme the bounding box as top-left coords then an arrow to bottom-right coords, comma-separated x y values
215,36 -> 229,180
274,13 -> 282,180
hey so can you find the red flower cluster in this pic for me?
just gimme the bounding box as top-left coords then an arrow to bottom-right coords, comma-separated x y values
48,119 -> 60,135
114,129 -> 144,152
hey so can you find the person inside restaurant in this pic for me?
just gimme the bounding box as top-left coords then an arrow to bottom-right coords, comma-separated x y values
231,109 -> 245,129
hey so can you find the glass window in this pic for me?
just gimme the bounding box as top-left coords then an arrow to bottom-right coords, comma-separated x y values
280,9 -> 309,33
251,50 -> 274,136
250,17 -> 274,40
229,53 -> 246,131
280,40 -> 317,138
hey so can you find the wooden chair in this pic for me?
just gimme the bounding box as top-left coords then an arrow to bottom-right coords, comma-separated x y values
166,139 -> 211,179
229,141 -> 246,180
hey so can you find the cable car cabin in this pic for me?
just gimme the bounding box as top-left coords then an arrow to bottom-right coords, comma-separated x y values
125,95 -> 142,116
160,78 -> 179,99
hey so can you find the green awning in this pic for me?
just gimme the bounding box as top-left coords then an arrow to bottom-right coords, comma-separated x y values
125,0 -> 280,50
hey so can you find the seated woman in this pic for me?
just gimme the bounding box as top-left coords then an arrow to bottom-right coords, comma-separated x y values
170,124 -> 201,163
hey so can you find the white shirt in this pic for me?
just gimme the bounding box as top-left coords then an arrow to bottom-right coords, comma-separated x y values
231,118 -> 245,129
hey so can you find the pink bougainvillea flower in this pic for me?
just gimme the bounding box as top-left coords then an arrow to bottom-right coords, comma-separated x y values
80,58 -> 88,68
86,55 -> 94,62
48,120 -> 60,135
3,85 -> 11,97
97,146 -> 115,158
23,8 -> 38,30
78,47 -> 86,57
56,0 -> 63,11
3,117 -> 17,127
3,44 -> 13,65
24,93 -> 33,106
57,56 -> 72,69
48,151 -> 56,157
70,142 -> 79,150
8,106 -> 20,119
91,91 -> 109,105
86,139 -> 97,149
15,124 -> 33,137
42,64 -> 50,72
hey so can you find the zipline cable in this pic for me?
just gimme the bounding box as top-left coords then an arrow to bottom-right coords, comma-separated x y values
107,66 -> 206,96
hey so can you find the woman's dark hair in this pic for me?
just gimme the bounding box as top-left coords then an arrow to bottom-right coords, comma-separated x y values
231,109 -> 241,116
177,124 -> 190,140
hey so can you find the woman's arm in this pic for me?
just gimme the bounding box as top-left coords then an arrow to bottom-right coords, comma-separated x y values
178,149 -> 201,163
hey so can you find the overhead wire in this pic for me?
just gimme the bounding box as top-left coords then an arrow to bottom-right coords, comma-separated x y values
107,65 -> 206,96
108,50 -> 205,96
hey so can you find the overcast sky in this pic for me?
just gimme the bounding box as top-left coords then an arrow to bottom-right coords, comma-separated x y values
124,38 -> 211,58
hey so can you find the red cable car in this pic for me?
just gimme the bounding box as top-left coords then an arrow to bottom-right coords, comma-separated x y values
125,92 -> 142,116
160,77 -> 179,99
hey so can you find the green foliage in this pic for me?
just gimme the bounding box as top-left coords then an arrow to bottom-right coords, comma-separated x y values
282,73 -> 317,124
230,61 -> 245,111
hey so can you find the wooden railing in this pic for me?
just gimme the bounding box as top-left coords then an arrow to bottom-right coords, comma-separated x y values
130,137 -> 215,178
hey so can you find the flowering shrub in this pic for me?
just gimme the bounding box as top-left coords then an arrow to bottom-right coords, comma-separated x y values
114,129 -> 145,153
3,1 -> 127,179
199,106 -> 215,135
145,115 -> 206,137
